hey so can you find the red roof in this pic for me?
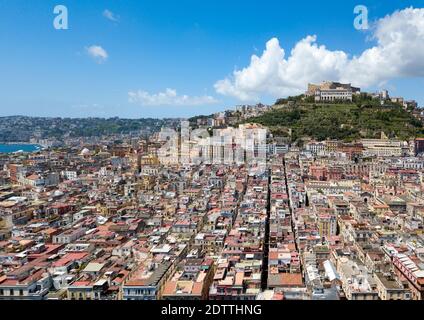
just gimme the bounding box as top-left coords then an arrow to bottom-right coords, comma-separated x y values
52,252 -> 89,267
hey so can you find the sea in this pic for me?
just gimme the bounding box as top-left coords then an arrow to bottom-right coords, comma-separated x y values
0,143 -> 41,154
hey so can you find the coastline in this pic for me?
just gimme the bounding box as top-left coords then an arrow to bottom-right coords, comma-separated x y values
0,143 -> 42,154
0,142 -> 39,145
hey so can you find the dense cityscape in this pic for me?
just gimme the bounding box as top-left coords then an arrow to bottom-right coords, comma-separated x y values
1,82 -> 424,301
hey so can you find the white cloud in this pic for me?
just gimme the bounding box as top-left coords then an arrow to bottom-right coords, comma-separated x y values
215,7 -> 424,101
128,88 -> 219,106
86,45 -> 108,64
103,9 -> 119,22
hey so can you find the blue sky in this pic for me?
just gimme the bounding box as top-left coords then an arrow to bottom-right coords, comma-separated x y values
0,0 -> 424,118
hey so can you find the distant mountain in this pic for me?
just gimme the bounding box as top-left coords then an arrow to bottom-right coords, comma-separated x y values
0,116 -> 181,142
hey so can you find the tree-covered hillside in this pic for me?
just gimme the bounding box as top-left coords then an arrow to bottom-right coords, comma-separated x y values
246,103 -> 424,142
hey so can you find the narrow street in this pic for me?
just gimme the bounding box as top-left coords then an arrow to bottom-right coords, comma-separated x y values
261,168 -> 271,291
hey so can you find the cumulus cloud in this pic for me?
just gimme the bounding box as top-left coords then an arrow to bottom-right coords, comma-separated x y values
103,9 -> 119,22
215,7 -> 424,101
86,45 -> 108,64
128,88 -> 219,106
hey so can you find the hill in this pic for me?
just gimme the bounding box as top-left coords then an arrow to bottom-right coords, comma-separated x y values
245,103 -> 424,142
0,116 -> 180,142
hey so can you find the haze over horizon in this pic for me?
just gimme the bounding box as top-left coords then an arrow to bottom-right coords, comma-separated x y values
1,0 -> 424,118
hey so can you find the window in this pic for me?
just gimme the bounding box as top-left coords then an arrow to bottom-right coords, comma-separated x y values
19,289 -> 24,296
